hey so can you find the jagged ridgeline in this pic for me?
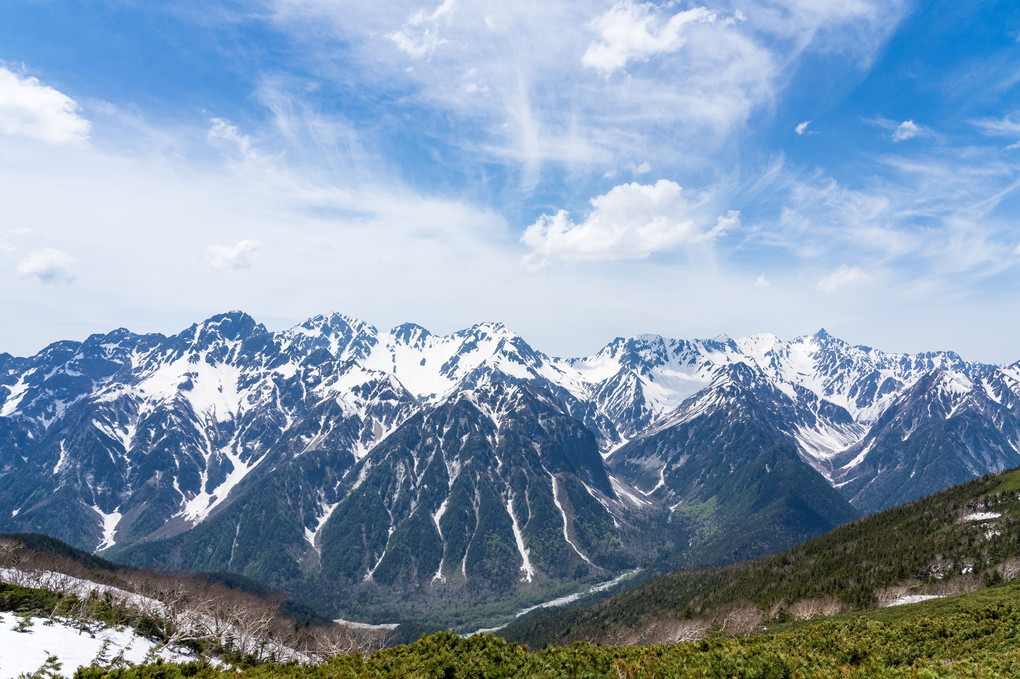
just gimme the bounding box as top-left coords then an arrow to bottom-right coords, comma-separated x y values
1,311 -> 1019,626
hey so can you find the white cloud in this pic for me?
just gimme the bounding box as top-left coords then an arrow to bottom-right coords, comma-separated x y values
0,228 -> 32,255
891,119 -> 921,142
972,114 -> 1020,149
207,239 -> 263,269
817,264 -> 868,292
971,113 -> 1020,137
521,179 -> 738,262
582,2 -> 723,75
1015,242 -> 1020,255
0,67 -> 90,146
208,117 -> 256,160
387,0 -> 457,60
795,121 -> 811,135
754,273 -> 771,287
267,0 -> 903,186
16,249 -> 76,284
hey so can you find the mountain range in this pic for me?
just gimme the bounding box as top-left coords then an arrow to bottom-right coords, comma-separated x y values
2,311 -> 1019,625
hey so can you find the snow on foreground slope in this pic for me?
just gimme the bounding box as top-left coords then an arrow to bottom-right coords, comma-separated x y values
0,612 -> 195,679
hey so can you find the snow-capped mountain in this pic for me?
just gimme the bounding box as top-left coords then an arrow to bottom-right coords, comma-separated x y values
1,311 -> 1017,622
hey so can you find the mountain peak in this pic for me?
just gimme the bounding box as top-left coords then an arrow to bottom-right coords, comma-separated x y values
298,312 -> 376,337
193,310 -> 261,342
390,322 -> 432,347
468,320 -> 509,335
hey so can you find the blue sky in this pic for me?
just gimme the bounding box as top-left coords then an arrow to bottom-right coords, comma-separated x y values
1,0 -> 1019,361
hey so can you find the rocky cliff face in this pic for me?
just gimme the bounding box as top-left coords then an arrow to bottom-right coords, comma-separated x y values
2,312 -> 1017,622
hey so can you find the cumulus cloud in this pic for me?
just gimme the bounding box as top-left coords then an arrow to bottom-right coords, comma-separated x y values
387,0 -> 457,60
16,248 -> 76,283
891,119 -> 921,142
0,67 -> 90,145
208,117 -> 256,160
754,273 -> 771,287
795,121 -> 811,135
521,179 -> 738,262
582,2 -> 724,75
207,239 -> 263,269
817,264 -> 868,292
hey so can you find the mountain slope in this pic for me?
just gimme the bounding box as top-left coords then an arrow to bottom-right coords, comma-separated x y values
2,312 -> 1019,626
501,465 -> 1020,648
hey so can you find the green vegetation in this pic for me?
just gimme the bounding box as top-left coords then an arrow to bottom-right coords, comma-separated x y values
0,581 -> 166,638
72,582 -> 1020,678
502,467 -> 1020,648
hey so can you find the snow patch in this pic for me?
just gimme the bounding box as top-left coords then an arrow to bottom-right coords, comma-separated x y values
610,475 -> 651,507
53,440 -> 69,475
179,449 -> 266,523
548,472 -> 593,565
1,374 -> 31,417
466,569 -> 641,635
304,501 -> 339,552
431,497 -> 450,583
332,618 -> 399,631
962,511 -> 1001,522
0,612 -> 196,679
883,594 -> 942,607
504,489 -> 534,583
92,505 -> 122,551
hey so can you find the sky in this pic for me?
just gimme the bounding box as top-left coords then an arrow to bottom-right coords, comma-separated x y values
1,0 -> 1019,362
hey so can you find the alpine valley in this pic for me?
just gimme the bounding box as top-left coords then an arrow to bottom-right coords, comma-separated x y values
2,311 -> 1019,629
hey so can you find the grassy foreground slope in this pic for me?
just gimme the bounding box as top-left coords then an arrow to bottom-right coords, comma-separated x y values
75,582 -> 1020,678
502,466 -> 1020,648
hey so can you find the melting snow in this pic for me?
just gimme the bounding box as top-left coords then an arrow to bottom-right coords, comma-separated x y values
1,374 -> 31,417
963,512 -> 1001,522
179,449 -> 266,523
304,501 -> 339,552
92,505 -> 122,551
504,490 -> 534,583
466,569 -> 642,635
610,475 -> 651,507
136,355 -> 244,423
884,594 -> 942,607
431,498 -> 451,583
332,618 -> 399,631
548,473 -> 593,565
53,440 -> 69,475
0,612 -> 196,679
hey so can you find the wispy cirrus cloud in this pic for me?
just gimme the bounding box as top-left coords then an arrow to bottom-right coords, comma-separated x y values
208,117 -> 256,160
387,0 -> 457,60
266,0 -> 906,190
817,264 -> 868,292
